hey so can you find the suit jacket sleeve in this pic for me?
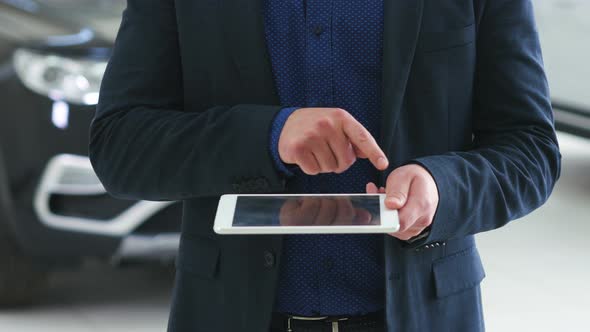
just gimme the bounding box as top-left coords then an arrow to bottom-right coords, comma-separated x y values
410,0 -> 561,244
269,107 -> 300,177
89,0 -> 286,201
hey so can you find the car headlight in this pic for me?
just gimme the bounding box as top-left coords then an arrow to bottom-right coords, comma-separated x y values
13,48 -> 107,105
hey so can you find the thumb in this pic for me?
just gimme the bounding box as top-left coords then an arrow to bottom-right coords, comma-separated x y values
385,170 -> 413,210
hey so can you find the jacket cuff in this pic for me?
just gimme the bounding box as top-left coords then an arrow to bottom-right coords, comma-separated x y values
398,158 -> 452,248
269,107 -> 300,177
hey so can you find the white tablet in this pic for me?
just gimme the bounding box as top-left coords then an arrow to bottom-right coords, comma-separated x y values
213,194 -> 399,235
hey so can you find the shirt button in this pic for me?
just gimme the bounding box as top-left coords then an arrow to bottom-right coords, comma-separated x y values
263,250 -> 275,268
325,257 -> 334,271
312,25 -> 324,36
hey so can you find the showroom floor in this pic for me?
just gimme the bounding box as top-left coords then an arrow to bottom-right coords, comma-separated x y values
0,132 -> 588,332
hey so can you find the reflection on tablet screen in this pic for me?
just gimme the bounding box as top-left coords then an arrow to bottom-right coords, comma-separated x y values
232,196 -> 380,227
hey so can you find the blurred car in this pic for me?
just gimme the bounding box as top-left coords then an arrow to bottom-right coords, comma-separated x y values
0,0 -> 181,306
552,101 -> 590,139
535,0 -> 590,139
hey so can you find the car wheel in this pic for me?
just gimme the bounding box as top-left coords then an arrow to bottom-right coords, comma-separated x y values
0,238 -> 50,307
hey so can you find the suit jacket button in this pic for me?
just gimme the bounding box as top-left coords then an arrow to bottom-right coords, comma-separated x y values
263,250 -> 275,268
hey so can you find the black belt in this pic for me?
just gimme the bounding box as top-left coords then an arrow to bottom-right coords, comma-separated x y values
270,310 -> 385,332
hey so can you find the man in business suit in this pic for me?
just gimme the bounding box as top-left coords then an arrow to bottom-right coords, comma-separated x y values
89,0 -> 561,331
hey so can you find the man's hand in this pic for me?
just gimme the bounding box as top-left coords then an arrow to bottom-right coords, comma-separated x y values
278,108 -> 389,175
366,164 -> 439,241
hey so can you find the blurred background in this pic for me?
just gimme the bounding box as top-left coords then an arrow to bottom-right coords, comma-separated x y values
0,0 -> 588,331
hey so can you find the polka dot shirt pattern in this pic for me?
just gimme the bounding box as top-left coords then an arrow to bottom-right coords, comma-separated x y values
265,0 -> 386,316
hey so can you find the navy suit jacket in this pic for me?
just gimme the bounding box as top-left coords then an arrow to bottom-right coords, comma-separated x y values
89,0 -> 561,331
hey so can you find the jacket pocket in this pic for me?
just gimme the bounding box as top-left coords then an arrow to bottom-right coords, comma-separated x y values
418,24 -> 476,53
176,235 -> 221,279
432,246 -> 485,298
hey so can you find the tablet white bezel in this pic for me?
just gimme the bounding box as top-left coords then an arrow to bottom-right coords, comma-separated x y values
213,193 -> 399,235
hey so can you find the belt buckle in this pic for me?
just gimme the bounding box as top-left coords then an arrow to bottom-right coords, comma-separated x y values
329,317 -> 349,332
286,315 -> 348,332
286,315 -> 328,332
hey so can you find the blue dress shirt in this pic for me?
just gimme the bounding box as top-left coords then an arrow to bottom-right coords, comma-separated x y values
265,0 -> 385,316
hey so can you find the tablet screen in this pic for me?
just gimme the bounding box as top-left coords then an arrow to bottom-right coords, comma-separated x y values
232,195 -> 381,227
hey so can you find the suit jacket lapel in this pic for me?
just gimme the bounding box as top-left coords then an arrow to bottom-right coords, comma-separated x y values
223,0 -> 279,103
380,0 -> 424,173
